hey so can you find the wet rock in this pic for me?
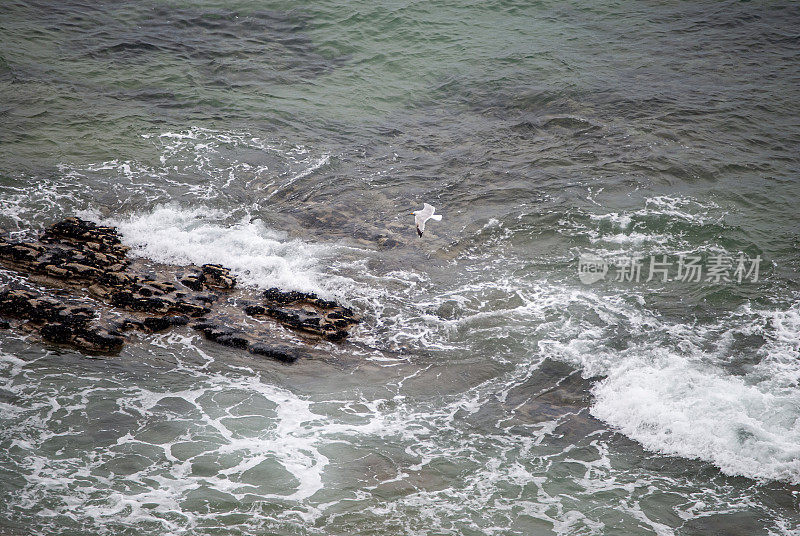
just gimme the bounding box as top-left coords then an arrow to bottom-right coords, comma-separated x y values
57,306 -> 95,326
110,290 -> 135,308
1,287 -> 123,354
193,293 -> 217,305
88,284 -> 110,299
73,327 -> 124,354
137,286 -> 154,297
146,280 -> 176,294
262,287 -> 311,304
142,314 -> 189,329
41,322 -> 74,344
180,274 -> 204,291
192,321 -> 251,349
100,271 -> 134,286
10,245 -> 38,261
116,318 -> 145,332
377,236 -> 401,249
0,217 -> 360,359
245,288 -> 359,341
143,316 -> 173,333
167,315 -> 190,326
175,302 -> 211,317
131,296 -> 173,314
216,333 -> 250,349
193,322 -> 238,342
323,329 -> 349,342
45,265 -> 69,278
0,290 -> 64,322
248,343 -> 299,363
200,264 -> 236,290
244,304 -> 267,316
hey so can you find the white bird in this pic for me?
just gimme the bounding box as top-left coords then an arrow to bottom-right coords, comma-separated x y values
411,203 -> 442,237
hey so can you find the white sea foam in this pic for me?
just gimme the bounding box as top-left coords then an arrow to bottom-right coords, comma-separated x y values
588,211 -> 632,229
643,195 -> 725,225
570,195 -> 725,253
99,204 -> 340,296
539,291 -> 800,484
1,126 -> 335,234
591,350 -> 800,483
21,374 -> 332,532
591,231 -> 670,245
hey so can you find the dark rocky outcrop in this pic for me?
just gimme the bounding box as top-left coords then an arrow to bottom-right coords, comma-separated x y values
243,288 -> 358,341
0,288 -> 124,354
0,217 -> 359,361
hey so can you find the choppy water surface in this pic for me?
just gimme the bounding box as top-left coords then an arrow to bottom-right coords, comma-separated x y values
1,1 -> 799,534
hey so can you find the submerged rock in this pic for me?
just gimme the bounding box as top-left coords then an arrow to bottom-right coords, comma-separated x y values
0,217 -> 359,361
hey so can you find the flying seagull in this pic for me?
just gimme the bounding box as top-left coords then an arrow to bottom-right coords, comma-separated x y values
411,203 -> 442,237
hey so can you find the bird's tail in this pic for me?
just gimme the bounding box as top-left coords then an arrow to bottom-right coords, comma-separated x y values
430,214 -> 442,221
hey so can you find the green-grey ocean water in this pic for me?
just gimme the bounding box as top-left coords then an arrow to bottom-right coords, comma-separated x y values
1,1 -> 799,535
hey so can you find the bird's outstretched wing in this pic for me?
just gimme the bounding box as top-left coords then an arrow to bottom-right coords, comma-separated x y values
416,226 -> 423,237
